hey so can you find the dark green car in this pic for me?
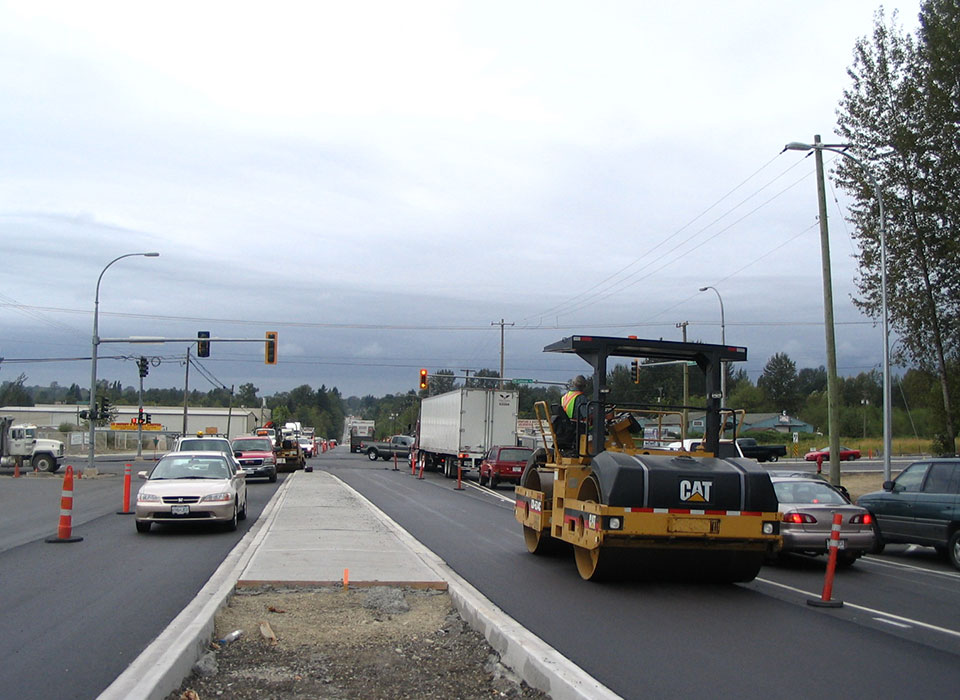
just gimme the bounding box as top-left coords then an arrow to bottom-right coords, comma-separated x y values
857,458 -> 960,570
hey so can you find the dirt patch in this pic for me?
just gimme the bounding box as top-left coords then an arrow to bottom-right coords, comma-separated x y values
837,471 -> 886,501
166,586 -> 550,700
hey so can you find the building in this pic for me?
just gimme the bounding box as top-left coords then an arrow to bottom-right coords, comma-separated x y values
0,404 -> 271,443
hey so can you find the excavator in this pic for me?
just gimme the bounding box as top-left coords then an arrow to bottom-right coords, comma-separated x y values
515,335 -> 781,582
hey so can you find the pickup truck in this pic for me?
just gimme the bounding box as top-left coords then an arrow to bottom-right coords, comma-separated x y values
364,435 -> 414,462
735,437 -> 787,463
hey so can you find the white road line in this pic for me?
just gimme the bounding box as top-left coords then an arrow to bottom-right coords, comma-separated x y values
754,577 -> 960,640
860,556 -> 960,580
874,617 -> 912,629
468,481 -> 515,503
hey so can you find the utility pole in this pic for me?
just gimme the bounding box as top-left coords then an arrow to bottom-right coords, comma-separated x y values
182,347 -> 191,436
226,384 -> 234,440
491,319 -> 514,389
814,134 -> 842,486
677,321 -> 689,440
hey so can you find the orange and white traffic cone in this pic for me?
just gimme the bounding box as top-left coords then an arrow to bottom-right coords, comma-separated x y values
45,465 -> 83,543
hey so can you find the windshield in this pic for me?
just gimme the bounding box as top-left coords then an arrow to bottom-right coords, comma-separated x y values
233,439 -> 272,451
177,439 -> 228,453
774,481 -> 847,505
151,456 -> 230,480
498,448 -> 533,462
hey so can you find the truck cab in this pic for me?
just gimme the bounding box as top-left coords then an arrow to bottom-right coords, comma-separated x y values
1,419 -> 65,472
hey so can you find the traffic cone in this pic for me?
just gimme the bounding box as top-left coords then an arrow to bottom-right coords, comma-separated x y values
46,465 -> 83,543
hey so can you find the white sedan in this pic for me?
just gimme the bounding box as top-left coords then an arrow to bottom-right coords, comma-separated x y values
135,451 -> 247,533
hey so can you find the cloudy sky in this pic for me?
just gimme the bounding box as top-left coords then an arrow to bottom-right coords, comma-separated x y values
1,1 -> 920,401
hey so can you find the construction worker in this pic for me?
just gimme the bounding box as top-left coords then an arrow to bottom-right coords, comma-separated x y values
561,375 -> 589,421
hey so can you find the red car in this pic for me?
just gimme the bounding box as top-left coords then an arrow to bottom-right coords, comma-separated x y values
804,445 -> 862,462
478,446 -> 534,488
231,436 -> 279,482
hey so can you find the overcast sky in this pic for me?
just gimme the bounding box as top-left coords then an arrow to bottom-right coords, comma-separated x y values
0,1 -> 920,402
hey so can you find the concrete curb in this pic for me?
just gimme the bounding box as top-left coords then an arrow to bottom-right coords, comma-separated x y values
329,474 -> 621,700
96,476 -> 294,700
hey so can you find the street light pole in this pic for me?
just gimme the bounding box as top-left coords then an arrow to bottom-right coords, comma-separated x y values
699,286 -> 726,406
88,252 -> 160,475
784,139 -> 892,481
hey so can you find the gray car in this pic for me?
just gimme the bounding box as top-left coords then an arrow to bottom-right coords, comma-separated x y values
857,458 -> 960,570
771,476 -> 876,567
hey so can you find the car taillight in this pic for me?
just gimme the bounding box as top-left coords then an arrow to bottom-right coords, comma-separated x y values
782,512 -> 817,524
850,513 -> 873,525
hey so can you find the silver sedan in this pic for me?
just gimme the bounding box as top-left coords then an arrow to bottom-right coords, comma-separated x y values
135,451 -> 247,533
771,477 -> 876,567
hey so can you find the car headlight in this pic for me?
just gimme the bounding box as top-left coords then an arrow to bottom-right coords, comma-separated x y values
137,492 -> 161,503
200,492 -> 232,503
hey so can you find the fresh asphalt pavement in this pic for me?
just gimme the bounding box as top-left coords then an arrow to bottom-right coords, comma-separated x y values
0,459 -> 286,700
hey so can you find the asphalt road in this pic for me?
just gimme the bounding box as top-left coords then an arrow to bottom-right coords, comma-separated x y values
0,459 -> 285,700
321,450 -> 960,698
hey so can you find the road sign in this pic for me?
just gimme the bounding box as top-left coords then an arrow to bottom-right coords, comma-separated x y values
511,378 -> 535,383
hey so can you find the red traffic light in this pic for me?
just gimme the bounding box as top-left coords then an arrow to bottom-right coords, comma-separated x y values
419,368 -> 428,390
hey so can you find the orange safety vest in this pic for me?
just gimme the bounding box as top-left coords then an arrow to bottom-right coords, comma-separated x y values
561,390 -> 583,418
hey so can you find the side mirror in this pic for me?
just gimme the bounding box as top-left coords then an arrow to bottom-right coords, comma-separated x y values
234,450 -> 243,457
882,480 -> 895,491
138,470 -> 149,479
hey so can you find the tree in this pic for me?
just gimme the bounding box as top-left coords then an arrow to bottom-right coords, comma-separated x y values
835,3 -> 960,452
0,374 -> 33,406
757,353 -> 799,413
236,383 -> 259,407
426,369 -> 456,397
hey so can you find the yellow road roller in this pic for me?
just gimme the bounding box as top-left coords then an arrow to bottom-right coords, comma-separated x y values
515,335 -> 781,582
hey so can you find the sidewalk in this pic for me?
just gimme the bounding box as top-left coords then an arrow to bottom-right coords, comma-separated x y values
99,470 -> 617,700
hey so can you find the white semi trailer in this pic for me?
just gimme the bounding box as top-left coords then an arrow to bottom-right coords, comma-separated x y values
415,388 -> 518,478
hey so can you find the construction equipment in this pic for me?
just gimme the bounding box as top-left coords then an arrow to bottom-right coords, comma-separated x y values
515,336 -> 781,582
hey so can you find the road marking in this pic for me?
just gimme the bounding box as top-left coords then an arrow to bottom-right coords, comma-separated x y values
861,556 -> 960,580
755,577 -> 960,640
468,481 -> 515,503
874,617 -> 912,629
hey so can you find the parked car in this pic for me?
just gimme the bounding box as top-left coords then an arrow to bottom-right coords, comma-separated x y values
804,445 -> 862,462
478,445 -> 534,488
135,451 -> 247,533
770,475 -> 875,567
231,436 -> 278,482
857,458 -> 960,570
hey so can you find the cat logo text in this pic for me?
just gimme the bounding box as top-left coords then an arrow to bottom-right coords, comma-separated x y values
679,479 -> 713,503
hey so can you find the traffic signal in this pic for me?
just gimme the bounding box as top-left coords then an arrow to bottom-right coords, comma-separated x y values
79,410 -> 89,420
145,413 -> 152,424
138,407 -> 144,425
265,331 -> 278,365
99,396 -> 112,419
137,356 -> 149,378
631,359 -> 640,384
419,368 -> 428,390
197,331 -> 210,358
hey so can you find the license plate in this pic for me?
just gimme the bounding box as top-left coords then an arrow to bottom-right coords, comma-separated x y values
171,504 -> 190,515
827,538 -> 847,549
668,518 -> 719,534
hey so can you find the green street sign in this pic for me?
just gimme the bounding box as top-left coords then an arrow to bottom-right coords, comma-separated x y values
511,378 -> 535,383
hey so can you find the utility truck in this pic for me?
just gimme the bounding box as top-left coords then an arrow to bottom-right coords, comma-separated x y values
415,388 -> 518,478
515,336 -> 781,582
1,417 -> 65,472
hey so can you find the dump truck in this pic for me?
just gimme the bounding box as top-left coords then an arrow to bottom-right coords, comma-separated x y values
515,336 -> 781,582
1,417 -> 65,472
416,388 -> 518,478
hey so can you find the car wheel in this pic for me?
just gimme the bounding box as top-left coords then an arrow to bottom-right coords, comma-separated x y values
238,493 -> 247,521
136,521 -> 151,533
948,531 -> 960,571
32,454 -> 57,472
269,468 -> 278,483
367,448 -> 379,461
836,551 -> 860,568
770,455 -> 779,462
490,475 -> 499,489
870,522 -> 885,554
226,503 -> 238,531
